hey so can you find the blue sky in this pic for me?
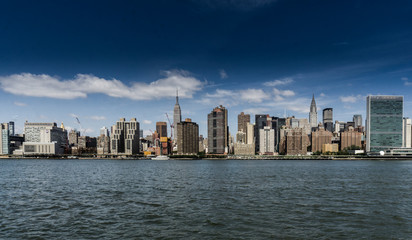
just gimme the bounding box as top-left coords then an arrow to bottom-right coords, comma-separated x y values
1,0 -> 412,137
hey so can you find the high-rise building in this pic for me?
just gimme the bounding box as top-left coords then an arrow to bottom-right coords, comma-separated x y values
68,129 -> 80,147
259,126 -> 275,154
366,95 -> 403,152
340,126 -> 362,150
97,134 -> 110,155
8,121 -> 14,136
236,131 -> 246,143
254,114 -> 268,153
156,122 -> 168,138
353,115 -> 362,128
279,128 -> 309,155
237,112 -> 250,133
173,90 -> 182,142
207,105 -> 228,154
246,122 -> 255,145
403,118 -> 411,148
309,94 -> 318,129
311,127 -> 333,153
323,108 -> 333,132
0,123 -> 10,154
100,126 -> 109,137
111,118 -> 140,155
177,118 -> 199,155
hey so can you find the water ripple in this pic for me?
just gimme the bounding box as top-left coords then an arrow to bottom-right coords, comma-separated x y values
1,159 -> 412,239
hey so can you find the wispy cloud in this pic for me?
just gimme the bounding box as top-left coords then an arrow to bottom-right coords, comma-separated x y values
13,101 -> 26,107
273,88 -> 295,97
239,89 -> 270,103
263,77 -> 294,87
265,97 -> 311,114
143,120 -> 152,124
88,116 -> 106,121
0,70 -> 204,100
242,107 -> 270,115
219,69 -> 228,79
402,77 -> 412,86
340,95 -> 364,103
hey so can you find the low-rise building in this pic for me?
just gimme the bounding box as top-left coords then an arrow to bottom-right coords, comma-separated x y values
322,144 -> 339,153
234,143 -> 255,155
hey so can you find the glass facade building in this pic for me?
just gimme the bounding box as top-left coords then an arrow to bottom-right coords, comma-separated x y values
366,95 -> 403,152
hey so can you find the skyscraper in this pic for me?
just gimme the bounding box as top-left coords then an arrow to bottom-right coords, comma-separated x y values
0,123 -> 10,154
111,118 -> 140,155
403,118 -> 411,148
207,105 -> 228,154
366,95 -> 403,152
100,126 -> 109,137
322,108 -> 333,132
156,122 -> 168,138
173,90 -> 181,142
237,112 -> 250,133
8,121 -> 14,136
353,114 -> 362,128
259,126 -> 275,154
254,114 -> 268,153
177,118 -> 199,155
309,94 -> 318,129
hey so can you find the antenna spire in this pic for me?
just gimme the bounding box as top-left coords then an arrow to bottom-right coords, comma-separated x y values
176,89 -> 179,104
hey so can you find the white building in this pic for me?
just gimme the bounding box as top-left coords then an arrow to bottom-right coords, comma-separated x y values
246,122 -> 255,145
403,118 -> 411,148
23,122 -> 68,155
259,126 -> 275,154
100,126 -> 110,137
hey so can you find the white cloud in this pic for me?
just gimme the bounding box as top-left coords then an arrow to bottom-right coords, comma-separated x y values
143,120 -> 152,124
402,77 -> 412,86
263,77 -> 294,87
13,101 -> 26,107
88,116 -> 106,121
320,93 -> 325,97
239,88 -> 270,103
219,69 -> 228,79
243,107 -> 270,115
143,130 -> 152,137
205,89 -> 235,98
273,88 -> 295,97
0,70 -> 204,100
200,88 -> 269,107
266,97 -> 311,114
340,95 -> 363,103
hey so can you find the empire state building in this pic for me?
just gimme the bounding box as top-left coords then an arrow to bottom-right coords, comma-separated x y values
173,90 -> 182,143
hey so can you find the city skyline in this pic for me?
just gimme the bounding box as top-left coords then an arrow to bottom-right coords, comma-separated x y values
1,1 -> 412,136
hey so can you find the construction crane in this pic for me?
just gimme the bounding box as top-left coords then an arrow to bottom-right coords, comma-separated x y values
73,116 -> 86,136
165,113 -> 174,139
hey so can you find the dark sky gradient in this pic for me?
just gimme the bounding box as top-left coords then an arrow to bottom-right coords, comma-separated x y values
1,0 -> 412,135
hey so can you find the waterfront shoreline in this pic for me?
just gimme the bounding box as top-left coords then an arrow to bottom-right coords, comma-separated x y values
1,155 -> 412,161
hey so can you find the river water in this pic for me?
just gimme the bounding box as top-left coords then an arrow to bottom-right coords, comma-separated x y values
1,159 -> 412,239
